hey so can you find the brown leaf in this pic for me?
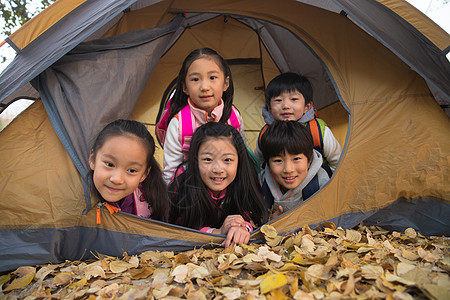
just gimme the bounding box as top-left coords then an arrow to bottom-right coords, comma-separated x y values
51,271 -> 72,286
109,260 -> 135,273
85,264 -> 106,280
261,225 -> 278,239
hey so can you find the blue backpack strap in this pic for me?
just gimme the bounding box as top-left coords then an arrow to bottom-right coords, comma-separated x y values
262,178 -> 274,209
302,174 -> 320,200
302,163 -> 332,200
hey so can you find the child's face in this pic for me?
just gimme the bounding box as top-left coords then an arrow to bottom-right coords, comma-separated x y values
89,135 -> 149,202
268,90 -> 312,121
268,151 -> 311,193
198,137 -> 238,197
183,57 -> 229,115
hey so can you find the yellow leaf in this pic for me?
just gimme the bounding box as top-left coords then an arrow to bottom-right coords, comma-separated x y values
268,287 -> 289,299
261,225 -> 278,239
3,266 -> 35,292
0,273 -> 11,285
292,254 -> 314,266
52,271 -> 72,286
322,222 -> 336,230
267,235 -> 283,247
260,273 -> 288,294
68,277 -> 87,289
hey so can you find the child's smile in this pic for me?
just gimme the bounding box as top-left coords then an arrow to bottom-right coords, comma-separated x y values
198,137 -> 238,197
89,135 -> 149,202
268,152 -> 311,193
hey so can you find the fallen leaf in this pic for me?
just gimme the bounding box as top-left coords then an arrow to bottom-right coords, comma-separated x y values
215,286 -> 241,299
3,266 -> 35,292
404,228 -> 417,239
172,264 -> 189,283
68,277 -> 87,289
260,273 -> 288,294
361,264 -> 384,280
109,260 -> 135,273
345,229 -> 362,243
261,225 -> 278,239
85,264 -> 106,280
51,271 -> 72,286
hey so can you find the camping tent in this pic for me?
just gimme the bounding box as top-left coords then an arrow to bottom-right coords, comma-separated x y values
0,0 -> 449,272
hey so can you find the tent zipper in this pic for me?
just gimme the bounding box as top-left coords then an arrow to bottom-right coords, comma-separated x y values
96,202 -> 119,224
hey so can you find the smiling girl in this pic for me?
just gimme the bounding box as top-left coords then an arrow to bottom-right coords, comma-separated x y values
156,48 -> 246,183
168,122 -> 267,247
88,119 -> 169,221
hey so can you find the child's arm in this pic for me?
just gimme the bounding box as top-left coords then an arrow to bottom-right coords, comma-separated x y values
202,215 -> 252,247
322,126 -> 342,172
162,118 -> 184,184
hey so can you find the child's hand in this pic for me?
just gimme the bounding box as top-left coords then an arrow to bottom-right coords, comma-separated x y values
270,205 -> 284,220
219,215 -> 247,235
222,225 -> 250,248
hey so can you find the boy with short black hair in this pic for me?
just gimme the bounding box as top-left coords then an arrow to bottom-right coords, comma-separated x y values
256,72 -> 341,171
259,120 -> 331,218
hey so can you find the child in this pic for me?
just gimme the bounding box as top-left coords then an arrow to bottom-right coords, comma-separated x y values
168,122 -> 267,247
88,119 -> 169,221
259,120 -> 331,218
156,48 -> 246,183
256,72 -> 341,171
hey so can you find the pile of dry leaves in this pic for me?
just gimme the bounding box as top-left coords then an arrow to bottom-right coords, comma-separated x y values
1,223 -> 449,299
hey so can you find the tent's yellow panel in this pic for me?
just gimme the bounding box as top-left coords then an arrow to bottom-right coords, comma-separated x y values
378,0 -> 450,51
7,0 -> 87,51
0,101 -> 84,228
102,1 -> 174,37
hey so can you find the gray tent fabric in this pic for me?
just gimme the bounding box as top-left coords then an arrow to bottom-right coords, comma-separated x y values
0,0 -> 139,105
31,15 -> 184,209
236,17 -> 340,110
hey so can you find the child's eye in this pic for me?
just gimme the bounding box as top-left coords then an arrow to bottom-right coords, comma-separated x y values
128,168 -> 138,174
191,77 -> 199,82
202,157 -> 213,162
105,162 -> 114,167
272,158 -> 282,163
210,75 -> 217,80
273,98 -> 282,102
224,158 -> 234,163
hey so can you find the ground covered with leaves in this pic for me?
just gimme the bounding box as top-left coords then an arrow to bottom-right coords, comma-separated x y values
1,223 -> 449,299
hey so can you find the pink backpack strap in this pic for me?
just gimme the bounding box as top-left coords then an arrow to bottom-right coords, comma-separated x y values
155,98 -> 173,146
227,106 -> 242,131
178,105 -> 193,160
